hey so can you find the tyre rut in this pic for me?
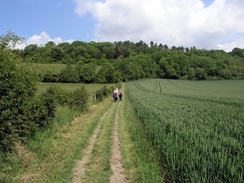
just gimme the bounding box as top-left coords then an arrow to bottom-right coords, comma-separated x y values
70,107 -> 111,183
109,102 -> 126,183
70,99 -> 126,183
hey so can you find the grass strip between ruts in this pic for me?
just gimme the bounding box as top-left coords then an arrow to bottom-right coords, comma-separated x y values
83,102 -> 118,183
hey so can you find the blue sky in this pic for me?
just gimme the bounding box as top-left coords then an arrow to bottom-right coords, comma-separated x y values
1,0 -> 244,52
1,0 -> 96,42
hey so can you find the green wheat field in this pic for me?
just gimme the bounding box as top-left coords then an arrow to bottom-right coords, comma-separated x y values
126,79 -> 244,182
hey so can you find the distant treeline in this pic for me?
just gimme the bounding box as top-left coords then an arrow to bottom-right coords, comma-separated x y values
14,40 -> 244,82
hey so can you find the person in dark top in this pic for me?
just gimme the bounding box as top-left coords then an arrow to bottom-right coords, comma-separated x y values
119,90 -> 123,101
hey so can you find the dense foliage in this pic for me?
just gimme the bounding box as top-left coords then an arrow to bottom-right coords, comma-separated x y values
0,32 -> 57,151
14,39 -> 244,82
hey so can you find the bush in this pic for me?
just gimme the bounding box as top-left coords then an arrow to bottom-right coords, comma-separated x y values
95,85 -> 112,101
0,32 -> 57,151
95,89 -> 104,102
0,41 -> 39,151
42,71 -> 60,82
68,86 -> 89,112
45,85 -> 70,106
60,64 -> 80,83
38,86 -> 57,129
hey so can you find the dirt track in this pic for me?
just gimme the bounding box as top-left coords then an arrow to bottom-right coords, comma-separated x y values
109,102 -> 126,183
70,95 -> 126,183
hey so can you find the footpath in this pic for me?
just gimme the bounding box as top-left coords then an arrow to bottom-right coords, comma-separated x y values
16,85 -> 164,183
70,100 -> 126,183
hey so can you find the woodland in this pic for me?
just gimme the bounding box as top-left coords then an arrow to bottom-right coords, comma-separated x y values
14,38 -> 244,83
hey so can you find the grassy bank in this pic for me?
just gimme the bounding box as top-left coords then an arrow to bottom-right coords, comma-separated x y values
119,85 -> 164,182
1,99 -> 112,183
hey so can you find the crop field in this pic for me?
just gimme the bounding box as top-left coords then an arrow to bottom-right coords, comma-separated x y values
126,79 -> 244,182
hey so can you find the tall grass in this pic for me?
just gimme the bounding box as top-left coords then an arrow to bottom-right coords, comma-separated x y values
0,106 -> 79,183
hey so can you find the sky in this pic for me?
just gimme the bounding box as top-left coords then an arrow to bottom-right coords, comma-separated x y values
1,0 -> 244,52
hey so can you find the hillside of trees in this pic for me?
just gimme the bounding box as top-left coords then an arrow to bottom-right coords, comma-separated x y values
13,36 -> 244,82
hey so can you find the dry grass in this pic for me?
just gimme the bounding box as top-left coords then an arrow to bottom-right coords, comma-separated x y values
13,142 -> 38,168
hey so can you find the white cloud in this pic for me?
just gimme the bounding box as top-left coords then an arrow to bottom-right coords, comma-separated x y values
73,0 -> 94,16
16,31 -> 74,49
27,31 -> 54,45
217,37 -> 244,52
73,0 -> 244,51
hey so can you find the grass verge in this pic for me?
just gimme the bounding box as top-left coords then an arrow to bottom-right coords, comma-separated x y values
119,86 -> 165,183
10,99 -> 112,183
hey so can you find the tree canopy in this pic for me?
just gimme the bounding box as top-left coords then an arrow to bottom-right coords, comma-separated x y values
10,33 -> 244,82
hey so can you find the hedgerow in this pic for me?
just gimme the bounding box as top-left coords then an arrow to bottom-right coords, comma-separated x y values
0,32 -> 57,151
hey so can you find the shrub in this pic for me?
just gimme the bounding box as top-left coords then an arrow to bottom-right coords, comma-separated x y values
68,86 -> 89,112
42,71 -> 60,82
60,63 -> 80,83
0,32 -> 57,151
0,32 -> 39,151
95,85 -> 112,101
38,86 -> 57,129
45,85 -> 70,106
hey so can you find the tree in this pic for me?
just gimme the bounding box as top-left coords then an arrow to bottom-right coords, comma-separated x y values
85,44 -> 101,59
187,68 -> 195,80
163,44 -> 169,50
159,58 -> 178,79
195,68 -> 208,80
151,51 -> 164,64
102,45 -> 116,59
95,63 -> 121,83
60,63 -> 80,83
76,63 -> 96,83
49,47 -> 66,62
0,30 -> 25,50
24,44 -> 38,56
230,47 -> 244,58
95,42 -> 115,59
45,41 -> 55,48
